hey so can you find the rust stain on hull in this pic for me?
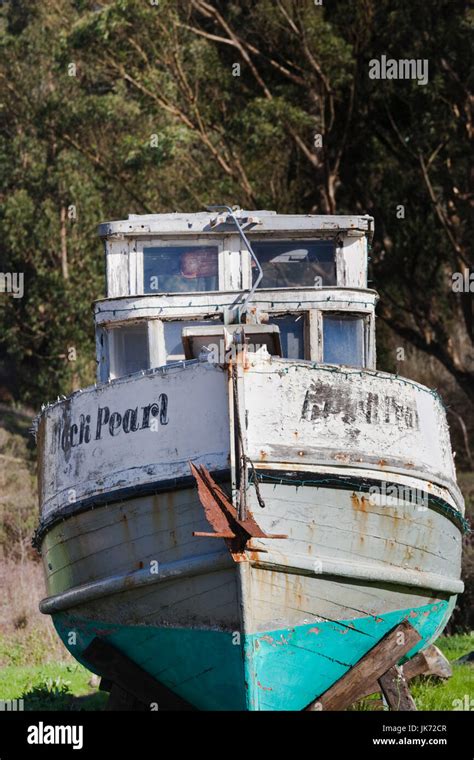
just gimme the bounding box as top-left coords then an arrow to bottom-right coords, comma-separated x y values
351,492 -> 370,513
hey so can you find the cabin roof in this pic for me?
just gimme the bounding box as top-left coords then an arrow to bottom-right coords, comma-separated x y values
98,211 -> 374,239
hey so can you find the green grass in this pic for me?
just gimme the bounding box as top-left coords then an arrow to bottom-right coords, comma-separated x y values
411,663 -> 473,711
409,633 -> 473,711
436,633 -> 473,661
0,627 -> 60,668
0,628 -> 107,710
0,661 -> 107,711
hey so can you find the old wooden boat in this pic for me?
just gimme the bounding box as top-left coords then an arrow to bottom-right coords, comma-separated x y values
34,207 -> 466,710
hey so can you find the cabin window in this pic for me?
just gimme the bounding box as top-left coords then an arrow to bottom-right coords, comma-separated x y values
322,314 -> 366,367
252,240 -> 336,288
143,246 -> 219,294
109,323 -> 150,378
163,320 -> 211,363
271,314 -> 305,359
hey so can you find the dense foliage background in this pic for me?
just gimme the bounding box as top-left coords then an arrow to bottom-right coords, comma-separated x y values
0,0 -> 472,440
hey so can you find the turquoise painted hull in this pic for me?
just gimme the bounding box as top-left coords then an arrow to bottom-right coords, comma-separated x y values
53,599 -> 452,710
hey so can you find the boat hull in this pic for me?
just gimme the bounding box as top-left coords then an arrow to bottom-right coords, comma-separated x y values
39,478 -> 462,710
50,598 -> 454,711
35,356 -> 465,710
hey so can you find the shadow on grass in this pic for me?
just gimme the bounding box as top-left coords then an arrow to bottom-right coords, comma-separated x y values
21,684 -> 108,711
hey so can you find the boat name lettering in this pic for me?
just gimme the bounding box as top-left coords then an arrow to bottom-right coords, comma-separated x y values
301,381 -> 419,429
54,395 -> 169,452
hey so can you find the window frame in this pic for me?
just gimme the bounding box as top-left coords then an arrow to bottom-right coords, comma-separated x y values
245,235 -> 341,291
266,310 -> 310,360
97,315 -> 226,380
318,310 -> 371,368
105,228 -> 370,297
132,235 -> 242,295
95,304 -> 376,382
107,320 -> 151,380
160,317 -> 222,364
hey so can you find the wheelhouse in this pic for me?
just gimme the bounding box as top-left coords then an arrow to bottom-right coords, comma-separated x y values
95,209 -> 377,382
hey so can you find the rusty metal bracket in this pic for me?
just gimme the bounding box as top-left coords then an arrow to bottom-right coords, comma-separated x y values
190,462 -> 286,560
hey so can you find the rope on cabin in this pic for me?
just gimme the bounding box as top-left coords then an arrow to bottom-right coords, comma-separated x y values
247,458 -> 266,510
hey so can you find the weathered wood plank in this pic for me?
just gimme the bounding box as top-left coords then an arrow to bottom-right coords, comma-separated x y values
246,564 -> 446,632
350,644 -> 453,702
305,621 -> 421,711
378,665 -> 417,711
403,644 -> 452,681
74,569 -> 239,630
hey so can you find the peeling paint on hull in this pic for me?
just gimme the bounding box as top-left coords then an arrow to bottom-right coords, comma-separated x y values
52,599 -> 453,711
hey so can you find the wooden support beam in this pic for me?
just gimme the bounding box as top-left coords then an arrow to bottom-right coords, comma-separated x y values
83,636 -> 195,711
305,620 -> 421,711
403,644 -> 452,681
378,665 -> 417,711
348,644 -> 452,703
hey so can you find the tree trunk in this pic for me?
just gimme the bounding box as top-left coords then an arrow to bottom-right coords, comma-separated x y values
60,205 -> 69,280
